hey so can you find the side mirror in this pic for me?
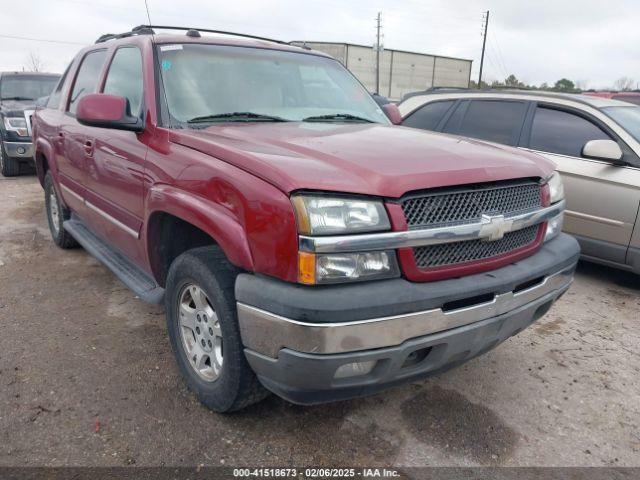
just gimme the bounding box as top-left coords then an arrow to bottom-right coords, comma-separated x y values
35,96 -> 49,108
382,103 -> 402,125
582,139 -> 624,163
77,93 -> 143,132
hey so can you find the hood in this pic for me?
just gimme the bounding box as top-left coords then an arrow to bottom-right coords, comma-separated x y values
0,99 -> 35,116
170,123 -> 555,198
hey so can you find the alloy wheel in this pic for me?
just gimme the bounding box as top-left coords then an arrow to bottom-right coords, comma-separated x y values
48,188 -> 60,235
177,284 -> 223,382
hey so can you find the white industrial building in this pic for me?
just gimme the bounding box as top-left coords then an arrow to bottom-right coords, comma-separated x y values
291,41 -> 472,101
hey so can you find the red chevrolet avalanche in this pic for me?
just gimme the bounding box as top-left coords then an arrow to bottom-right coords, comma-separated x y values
32,26 -> 579,412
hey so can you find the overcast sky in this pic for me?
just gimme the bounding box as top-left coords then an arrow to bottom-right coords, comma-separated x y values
1,0 -> 638,89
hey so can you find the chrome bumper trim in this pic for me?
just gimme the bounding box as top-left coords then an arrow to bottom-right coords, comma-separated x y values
299,200 -> 565,254
3,141 -> 33,158
237,266 -> 574,357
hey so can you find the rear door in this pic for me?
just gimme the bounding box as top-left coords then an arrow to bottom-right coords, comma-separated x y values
521,104 -> 640,263
58,49 -> 108,203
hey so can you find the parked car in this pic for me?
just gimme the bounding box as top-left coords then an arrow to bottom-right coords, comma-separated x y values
583,91 -> 640,106
33,26 -> 578,412
0,71 -> 60,176
399,90 -> 640,275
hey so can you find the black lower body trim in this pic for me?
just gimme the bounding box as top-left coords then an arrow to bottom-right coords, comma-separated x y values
64,214 -> 165,304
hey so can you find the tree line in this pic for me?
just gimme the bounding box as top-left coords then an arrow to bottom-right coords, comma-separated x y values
469,75 -> 637,93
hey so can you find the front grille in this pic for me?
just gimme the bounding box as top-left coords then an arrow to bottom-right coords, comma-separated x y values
402,180 -> 541,229
413,224 -> 540,269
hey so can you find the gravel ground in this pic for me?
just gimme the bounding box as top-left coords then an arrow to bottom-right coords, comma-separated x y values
0,175 -> 638,468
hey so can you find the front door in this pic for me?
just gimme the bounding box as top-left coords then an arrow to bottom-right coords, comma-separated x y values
82,46 -> 148,265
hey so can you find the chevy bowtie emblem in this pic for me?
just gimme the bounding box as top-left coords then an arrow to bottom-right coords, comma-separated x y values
480,214 -> 513,241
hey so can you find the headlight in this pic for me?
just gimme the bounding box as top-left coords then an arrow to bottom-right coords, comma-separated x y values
3,116 -> 28,136
298,250 -> 400,284
546,171 -> 564,204
292,195 -> 390,235
544,212 -> 564,242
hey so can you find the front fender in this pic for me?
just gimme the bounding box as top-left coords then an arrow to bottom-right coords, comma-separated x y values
145,184 -> 254,273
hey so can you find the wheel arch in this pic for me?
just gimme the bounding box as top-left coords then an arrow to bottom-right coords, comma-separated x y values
34,137 -> 56,187
145,185 -> 254,287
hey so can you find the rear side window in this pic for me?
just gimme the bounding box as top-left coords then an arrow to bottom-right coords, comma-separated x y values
68,50 -> 108,114
103,47 -> 144,115
402,100 -> 454,131
529,107 -> 610,157
456,100 -> 527,144
47,64 -> 71,109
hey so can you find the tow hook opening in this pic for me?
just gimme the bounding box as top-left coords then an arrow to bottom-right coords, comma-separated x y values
401,346 -> 433,369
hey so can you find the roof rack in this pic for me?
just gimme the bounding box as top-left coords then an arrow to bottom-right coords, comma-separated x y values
95,25 -> 155,43
95,25 -> 288,45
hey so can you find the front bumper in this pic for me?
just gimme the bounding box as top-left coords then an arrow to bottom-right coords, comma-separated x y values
3,141 -> 34,160
236,233 -> 580,404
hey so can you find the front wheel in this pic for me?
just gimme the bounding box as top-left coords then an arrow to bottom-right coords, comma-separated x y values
165,246 -> 268,412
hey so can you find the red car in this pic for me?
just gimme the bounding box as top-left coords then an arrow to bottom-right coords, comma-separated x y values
583,91 -> 640,106
32,26 -> 578,411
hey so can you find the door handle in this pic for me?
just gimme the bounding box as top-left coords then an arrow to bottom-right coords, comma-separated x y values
83,140 -> 94,157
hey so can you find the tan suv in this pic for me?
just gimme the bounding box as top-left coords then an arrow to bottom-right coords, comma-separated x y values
399,90 -> 640,274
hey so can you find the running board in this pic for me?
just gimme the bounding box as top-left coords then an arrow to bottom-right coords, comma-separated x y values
64,215 -> 165,304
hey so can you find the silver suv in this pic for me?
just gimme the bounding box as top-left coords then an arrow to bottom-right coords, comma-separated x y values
399,90 -> 640,275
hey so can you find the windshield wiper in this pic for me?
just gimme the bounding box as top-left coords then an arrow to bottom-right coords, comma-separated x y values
302,113 -> 374,123
187,112 -> 289,123
0,96 -> 34,101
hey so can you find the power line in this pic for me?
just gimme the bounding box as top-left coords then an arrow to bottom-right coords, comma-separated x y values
490,29 -> 509,77
0,34 -> 87,46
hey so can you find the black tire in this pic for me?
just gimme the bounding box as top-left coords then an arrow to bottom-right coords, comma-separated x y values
0,142 -> 21,177
165,246 -> 269,412
44,171 -> 78,248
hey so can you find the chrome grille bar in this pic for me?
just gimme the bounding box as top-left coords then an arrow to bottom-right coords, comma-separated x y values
299,200 -> 565,254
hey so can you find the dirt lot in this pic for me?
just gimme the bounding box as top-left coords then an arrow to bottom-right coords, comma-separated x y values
0,175 -> 638,468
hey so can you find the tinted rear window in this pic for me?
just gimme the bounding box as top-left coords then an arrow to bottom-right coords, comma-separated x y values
402,100 -> 454,131
456,100 -> 526,144
529,107 -> 610,157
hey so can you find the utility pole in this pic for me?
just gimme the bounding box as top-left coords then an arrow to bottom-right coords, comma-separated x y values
375,11 -> 382,94
478,10 -> 489,89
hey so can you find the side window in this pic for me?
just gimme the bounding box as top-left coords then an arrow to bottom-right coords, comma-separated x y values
47,63 -> 71,109
402,100 -> 454,131
68,50 -> 108,115
456,100 -> 527,145
529,107 -> 611,157
103,47 -> 144,115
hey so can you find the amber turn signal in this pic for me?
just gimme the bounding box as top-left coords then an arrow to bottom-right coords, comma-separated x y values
298,251 -> 316,285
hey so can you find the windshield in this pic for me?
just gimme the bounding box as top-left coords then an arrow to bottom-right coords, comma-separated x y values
0,75 -> 59,101
603,106 -> 640,143
157,43 -> 389,125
